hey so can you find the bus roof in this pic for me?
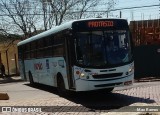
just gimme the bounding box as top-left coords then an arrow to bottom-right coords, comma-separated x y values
17,20 -> 74,46
17,18 -> 127,46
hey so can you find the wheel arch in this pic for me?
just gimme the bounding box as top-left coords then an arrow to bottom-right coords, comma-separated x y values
28,70 -> 32,81
55,72 -> 68,89
28,70 -> 34,84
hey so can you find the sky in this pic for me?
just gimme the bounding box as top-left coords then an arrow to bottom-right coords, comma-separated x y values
102,0 -> 160,22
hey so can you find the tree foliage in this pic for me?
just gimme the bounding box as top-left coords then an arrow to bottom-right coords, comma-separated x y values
0,0 -> 116,40
0,0 -> 40,39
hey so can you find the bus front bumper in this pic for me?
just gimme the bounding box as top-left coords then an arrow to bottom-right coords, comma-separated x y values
75,73 -> 134,91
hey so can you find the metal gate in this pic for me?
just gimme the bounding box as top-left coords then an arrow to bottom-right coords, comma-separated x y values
134,45 -> 160,78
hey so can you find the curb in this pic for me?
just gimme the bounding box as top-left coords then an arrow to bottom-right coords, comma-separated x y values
0,76 -> 23,84
0,93 -> 9,100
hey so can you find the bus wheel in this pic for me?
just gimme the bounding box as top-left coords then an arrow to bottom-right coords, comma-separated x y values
57,76 -> 67,97
29,72 -> 34,85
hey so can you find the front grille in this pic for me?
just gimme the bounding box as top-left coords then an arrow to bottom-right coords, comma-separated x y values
92,73 -> 123,79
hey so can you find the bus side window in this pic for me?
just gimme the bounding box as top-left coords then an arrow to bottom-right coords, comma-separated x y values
53,33 -> 65,57
30,41 -> 36,58
54,46 -> 64,56
37,39 -> 44,48
18,46 -> 23,60
24,43 -> 31,59
45,36 -> 53,46
37,39 -> 44,58
44,47 -> 53,57
44,36 -> 53,57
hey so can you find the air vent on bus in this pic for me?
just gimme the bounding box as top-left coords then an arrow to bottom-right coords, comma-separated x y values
100,69 -> 116,72
92,73 -> 123,79
95,82 -> 123,87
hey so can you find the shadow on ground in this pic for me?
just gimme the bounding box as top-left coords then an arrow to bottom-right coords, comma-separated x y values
25,83 -> 155,112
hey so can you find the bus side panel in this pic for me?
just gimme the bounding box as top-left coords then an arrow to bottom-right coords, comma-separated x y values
50,57 -> 69,89
33,59 -> 50,85
23,57 -> 69,90
24,60 -> 37,82
24,59 -> 50,84
18,60 -> 25,80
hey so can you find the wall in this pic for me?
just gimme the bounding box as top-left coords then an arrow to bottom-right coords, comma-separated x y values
0,40 -> 20,75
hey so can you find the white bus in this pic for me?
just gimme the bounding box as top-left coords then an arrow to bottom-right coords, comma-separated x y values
17,18 -> 134,95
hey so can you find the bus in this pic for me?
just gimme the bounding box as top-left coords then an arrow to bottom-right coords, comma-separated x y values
17,18 -> 134,95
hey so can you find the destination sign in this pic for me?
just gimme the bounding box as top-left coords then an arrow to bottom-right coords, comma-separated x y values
72,19 -> 128,31
88,21 -> 114,28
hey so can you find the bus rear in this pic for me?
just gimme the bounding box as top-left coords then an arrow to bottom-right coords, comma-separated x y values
70,19 -> 134,91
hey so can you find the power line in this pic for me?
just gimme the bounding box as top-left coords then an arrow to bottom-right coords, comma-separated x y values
100,7 -> 158,13
116,0 -> 159,6
0,4 -> 159,16
100,4 -> 159,12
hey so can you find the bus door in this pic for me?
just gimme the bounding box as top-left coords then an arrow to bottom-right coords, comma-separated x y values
65,35 -> 75,89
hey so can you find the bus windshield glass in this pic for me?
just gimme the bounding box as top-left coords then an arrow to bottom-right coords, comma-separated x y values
75,30 -> 132,66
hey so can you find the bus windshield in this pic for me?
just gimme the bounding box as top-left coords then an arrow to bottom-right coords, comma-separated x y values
75,30 -> 132,67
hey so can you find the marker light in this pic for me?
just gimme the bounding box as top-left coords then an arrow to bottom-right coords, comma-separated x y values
76,71 -> 80,75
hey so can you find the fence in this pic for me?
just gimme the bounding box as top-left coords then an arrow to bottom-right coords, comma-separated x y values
134,44 -> 160,79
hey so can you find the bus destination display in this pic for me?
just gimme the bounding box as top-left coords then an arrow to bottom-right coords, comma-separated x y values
88,21 -> 114,28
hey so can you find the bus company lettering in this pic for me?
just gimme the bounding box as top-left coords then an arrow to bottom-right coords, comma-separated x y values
88,21 -> 114,28
34,63 -> 43,70
52,62 -> 57,67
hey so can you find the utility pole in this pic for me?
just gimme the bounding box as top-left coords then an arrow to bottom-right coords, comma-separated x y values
0,52 -> 1,63
14,54 -> 18,75
107,12 -> 109,18
131,11 -> 134,21
120,11 -> 122,18
6,50 -> 9,76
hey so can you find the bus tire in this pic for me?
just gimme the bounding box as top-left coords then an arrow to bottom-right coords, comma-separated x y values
29,72 -> 34,85
57,76 -> 67,97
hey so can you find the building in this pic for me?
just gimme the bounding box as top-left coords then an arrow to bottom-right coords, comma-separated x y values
130,19 -> 160,46
0,40 -> 20,75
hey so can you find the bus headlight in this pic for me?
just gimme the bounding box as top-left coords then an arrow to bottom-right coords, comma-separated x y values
80,73 -> 85,77
128,68 -> 132,73
126,64 -> 134,75
128,64 -> 134,74
80,72 -> 90,79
